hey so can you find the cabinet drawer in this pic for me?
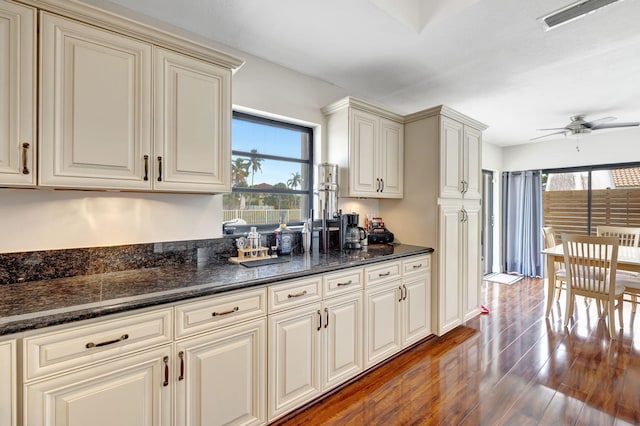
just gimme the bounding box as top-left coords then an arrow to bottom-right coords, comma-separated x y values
323,268 -> 363,297
24,308 -> 172,381
403,255 -> 431,276
175,287 -> 267,339
365,261 -> 401,287
268,276 -> 322,313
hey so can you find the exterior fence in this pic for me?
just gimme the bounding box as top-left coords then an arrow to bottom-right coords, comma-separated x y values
543,188 -> 640,241
223,209 -> 303,225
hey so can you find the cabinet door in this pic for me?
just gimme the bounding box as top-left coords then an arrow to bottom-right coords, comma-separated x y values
176,318 -> 266,426
268,303 -> 322,421
25,346 -> 171,426
363,281 -> 402,369
154,47 -> 231,193
437,203 -> 463,335
378,118 -> 403,198
463,126 -> 482,200
402,272 -> 431,346
0,339 -> 16,426
462,203 -> 482,321
39,12 -> 152,190
439,117 -> 464,199
323,292 -> 363,391
349,109 -> 378,196
0,0 -> 35,186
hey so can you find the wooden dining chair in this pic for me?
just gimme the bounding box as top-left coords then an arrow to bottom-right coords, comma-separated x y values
596,225 -> 640,247
562,233 -> 625,339
543,226 -> 567,301
597,225 -> 640,312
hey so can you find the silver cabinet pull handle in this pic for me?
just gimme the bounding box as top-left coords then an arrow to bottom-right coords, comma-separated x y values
86,334 -> 129,349
337,280 -> 352,287
143,155 -> 149,181
403,284 -> 408,301
157,156 -> 163,181
317,310 -> 322,331
163,356 -> 169,387
288,290 -> 308,298
381,178 -> 384,192
178,351 -> 185,381
21,142 -> 30,174
378,271 -> 391,277
412,264 -> 422,269
376,178 -> 380,192
212,306 -> 239,317
324,307 -> 329,329
398,286 -> 403,302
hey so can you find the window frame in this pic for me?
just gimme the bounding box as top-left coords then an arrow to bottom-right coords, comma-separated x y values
224,111 -> 314,234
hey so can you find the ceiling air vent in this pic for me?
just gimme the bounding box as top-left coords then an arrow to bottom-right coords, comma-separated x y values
540,0 -> 622,30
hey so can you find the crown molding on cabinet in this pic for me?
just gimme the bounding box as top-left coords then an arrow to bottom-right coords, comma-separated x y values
22,0 -> 244,70
322,96 -> 405,123
404,105 -> 488,130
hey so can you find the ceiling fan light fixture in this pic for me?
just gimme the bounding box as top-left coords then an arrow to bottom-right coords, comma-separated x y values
540,0 -> 622,30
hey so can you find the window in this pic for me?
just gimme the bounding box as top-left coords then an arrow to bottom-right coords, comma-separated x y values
543,163 -> 640,240
223,112 -> 313,229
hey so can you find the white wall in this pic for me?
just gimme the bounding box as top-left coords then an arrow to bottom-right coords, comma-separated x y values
0,22 -> 347,253
501,128 -> 640,171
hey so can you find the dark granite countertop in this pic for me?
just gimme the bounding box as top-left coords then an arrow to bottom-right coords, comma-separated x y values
0,244 -> 432,336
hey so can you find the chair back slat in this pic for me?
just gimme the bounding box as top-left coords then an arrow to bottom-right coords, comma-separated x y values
562,234 -> 619,297
596,226 -> 640,248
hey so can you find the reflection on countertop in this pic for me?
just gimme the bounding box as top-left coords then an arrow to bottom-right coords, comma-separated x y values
0,243 -> 432,335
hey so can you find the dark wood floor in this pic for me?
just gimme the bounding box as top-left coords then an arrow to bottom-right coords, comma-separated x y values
271,277 -> 640,426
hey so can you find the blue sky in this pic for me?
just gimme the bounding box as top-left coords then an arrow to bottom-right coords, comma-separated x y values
232,118 -> 308,187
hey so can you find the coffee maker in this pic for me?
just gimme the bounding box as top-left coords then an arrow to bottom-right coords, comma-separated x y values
342,213 -> 366,249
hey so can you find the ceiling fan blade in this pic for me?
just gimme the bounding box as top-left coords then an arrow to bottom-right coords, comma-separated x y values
530,130 -> 568,141
536,127 -> 568,131
586,116 -> 616,127
592,121 -> 640,130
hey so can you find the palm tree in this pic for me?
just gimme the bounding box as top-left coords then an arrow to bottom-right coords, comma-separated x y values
287,172 -> 302,209
231,157 -> 249,186
287,172 -> 301,190
248,149 -> 263,188
246,149 -> 264,207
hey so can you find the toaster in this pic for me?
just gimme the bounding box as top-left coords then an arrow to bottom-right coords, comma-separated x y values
368,227 -> 394,244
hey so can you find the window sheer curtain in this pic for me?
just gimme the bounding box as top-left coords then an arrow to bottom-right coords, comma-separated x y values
502,170 -> 544,277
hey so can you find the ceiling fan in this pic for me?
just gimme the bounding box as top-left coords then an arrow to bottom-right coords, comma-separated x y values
531,114 -> 640,141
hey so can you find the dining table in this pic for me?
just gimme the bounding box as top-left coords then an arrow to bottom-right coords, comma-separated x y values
541,244 -> 640,317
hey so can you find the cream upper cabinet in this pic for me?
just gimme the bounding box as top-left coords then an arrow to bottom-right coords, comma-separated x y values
0,339 -> 16,426
154,47 -> 231,192
0,0 -> 36,186
440,116 -> 482,200
35,2 -> 241,193
325,97 -> 404,199
39,12 -> 153,190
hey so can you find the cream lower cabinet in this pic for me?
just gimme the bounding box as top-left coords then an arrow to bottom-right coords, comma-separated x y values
268,301 -> 323,421
364,257 -> 432,368
436,201 -> 481,335
0,0 -> 36,187
175,318 -> 266,426
0,339 -> 16,426
267,275 -> 363,422
25,345 -> 172,426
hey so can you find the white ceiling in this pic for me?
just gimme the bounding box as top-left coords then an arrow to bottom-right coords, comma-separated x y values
89,0 -> 640,146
